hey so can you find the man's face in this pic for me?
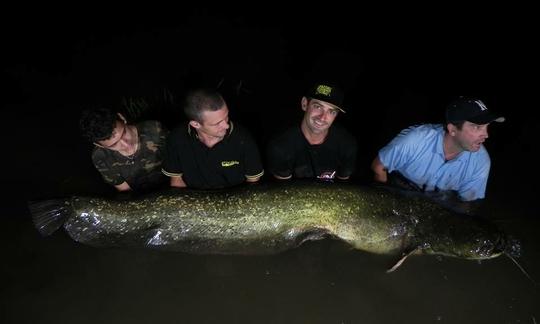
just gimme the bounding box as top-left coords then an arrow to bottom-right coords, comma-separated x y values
196,105 -> 230,139
301,98 -> 339,135
451,121 -> 490,152
97,120 -> 130,152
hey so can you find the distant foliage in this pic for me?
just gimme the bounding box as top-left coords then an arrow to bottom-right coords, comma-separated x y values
121,88 -> 176,122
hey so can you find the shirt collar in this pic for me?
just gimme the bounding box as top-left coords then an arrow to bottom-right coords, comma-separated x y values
434,124 -> 469,162
187,121 -> 234,141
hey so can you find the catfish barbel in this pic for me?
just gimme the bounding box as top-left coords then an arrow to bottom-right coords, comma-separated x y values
28,181 -> 513,270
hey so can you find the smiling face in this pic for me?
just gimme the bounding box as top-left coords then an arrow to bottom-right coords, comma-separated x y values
448,121 -> 490,152
301,97 -> 339,136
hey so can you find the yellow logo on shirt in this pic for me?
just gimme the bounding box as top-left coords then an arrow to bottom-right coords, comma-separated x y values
221,161 -> 240,167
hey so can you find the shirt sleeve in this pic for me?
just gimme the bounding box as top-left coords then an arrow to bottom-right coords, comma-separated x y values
266,137 -> 292,178
92,151 -> 124,186
378,127 -> 419,173
155,121 -> 169,142
154,121 -> 169,161
242,132 -> 264,179
161,129 -> 183,177
337,134 -> 358,178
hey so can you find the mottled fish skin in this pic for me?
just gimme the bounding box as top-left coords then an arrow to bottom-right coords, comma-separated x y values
55,181 -> 505,259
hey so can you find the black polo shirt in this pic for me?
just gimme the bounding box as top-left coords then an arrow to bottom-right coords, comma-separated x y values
162,122 -> 264,189
266,124 -> 357,180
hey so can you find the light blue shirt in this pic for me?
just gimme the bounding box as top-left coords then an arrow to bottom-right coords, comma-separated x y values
378,124 -> 490,201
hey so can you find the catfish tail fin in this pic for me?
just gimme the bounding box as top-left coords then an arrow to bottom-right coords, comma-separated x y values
28,199 -> 73,236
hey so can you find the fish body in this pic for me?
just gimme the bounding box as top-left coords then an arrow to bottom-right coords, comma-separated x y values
29,181 -> 507,260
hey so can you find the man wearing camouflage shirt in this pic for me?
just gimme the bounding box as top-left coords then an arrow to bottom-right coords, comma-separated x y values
80,107 -> 168,192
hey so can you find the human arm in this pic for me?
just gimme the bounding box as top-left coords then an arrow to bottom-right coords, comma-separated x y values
336,131 -> 357,180
272,174 -> 292,180
114,181 -> 132,191
424,189 -> 484,216
372,153 -> 423,191
242,130 -> 265,184
245,172 -> 264,183
371,156 -> 388,183
372,125 -> 427,185
374,152 -> 425,192
130,120 -> 170,191
266,134 -> 293,180
162,168 -> 187,188
161,127 -> 188,188
170,175 -> 187,188
154,120 -> 169,159
92,150 -> 133,191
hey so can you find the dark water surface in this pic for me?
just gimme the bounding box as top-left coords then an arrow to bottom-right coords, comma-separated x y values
3,8 -> 539,324
2,186 -> 539,323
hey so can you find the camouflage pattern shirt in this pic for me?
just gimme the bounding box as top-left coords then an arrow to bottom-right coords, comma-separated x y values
91,120 -> 168,191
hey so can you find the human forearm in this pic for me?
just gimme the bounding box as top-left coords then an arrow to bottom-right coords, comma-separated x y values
371,156 -> 388,183
170,176 -> 187,188
114,182 -> 132,192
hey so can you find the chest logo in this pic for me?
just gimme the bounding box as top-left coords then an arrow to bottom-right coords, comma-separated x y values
221,161 -> 240,167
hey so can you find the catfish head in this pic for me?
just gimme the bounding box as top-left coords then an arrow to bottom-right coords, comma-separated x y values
417,213 -> 511,260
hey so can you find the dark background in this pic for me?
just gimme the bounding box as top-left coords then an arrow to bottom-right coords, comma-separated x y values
2,6 -> 539,324
4,7 -> 538,193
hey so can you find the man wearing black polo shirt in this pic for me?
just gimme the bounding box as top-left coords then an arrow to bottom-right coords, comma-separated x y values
162,88 -> 264,189
267,82 -> 357,181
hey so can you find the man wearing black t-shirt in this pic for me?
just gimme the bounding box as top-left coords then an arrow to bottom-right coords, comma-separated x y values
267,83 -> 357,181
162,88 -> 264,189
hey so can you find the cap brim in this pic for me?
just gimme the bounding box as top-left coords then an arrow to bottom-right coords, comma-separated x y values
320,100 -> 346,114
327,104 -> 346,113
309,96 -> 346,113
467,113 -> 505,124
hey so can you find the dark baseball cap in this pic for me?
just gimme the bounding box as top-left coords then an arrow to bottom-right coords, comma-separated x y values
306,83 -> 346,113
445,98 -> 505,124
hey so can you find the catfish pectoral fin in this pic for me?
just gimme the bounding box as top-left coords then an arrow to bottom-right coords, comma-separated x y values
386,247 -> 421,273
287,227 -> 331,247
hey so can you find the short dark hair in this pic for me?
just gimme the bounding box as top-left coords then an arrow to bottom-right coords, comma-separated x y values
183,88 -> 225,123
79,107 -> 119,142
445,120 -> 465,133
450,120 -> 465,129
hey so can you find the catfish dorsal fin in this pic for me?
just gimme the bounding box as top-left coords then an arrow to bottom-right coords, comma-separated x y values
386,247 -> 421,273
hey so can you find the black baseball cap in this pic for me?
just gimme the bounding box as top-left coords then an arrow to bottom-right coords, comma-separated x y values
446,98 -> 505,124
305,83 -> 346,113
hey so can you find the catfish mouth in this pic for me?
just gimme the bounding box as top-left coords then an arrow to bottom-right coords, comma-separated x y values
469,234 -> 508,259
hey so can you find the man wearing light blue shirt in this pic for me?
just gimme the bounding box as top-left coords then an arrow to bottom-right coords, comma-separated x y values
371,97 -> 505,202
